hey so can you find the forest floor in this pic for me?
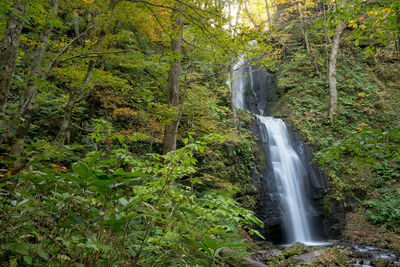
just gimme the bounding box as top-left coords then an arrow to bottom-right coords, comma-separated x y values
247,208 -> 400,266
342,208 -> 400,255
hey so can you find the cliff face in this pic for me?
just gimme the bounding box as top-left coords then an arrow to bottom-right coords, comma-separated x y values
235,61 -> 345,242
251,116 -> 345,242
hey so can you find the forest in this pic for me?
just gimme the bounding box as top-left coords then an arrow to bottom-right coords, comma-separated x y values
0,0 -> 399,266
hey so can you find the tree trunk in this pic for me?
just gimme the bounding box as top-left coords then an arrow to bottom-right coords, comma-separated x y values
73,13 -> 85,47
264,0 -> 272,28
0,0 -> 26,121
328,21 -> 345,123
54,60 -> 95,148
298,1 -> 322,79
235,2 -> 242,25
10,0 -> 59,168
162,13 -> 183,154
244,3 -> 257,28
298,3 -> 311,55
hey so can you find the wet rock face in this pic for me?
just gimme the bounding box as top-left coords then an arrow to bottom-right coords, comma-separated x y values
287,123 -> 345,239
252,122 -> 283,242
245,64 -> 345,241
236,62 -> 277,116
252,119 -> 343,241
323,198 -> 346,238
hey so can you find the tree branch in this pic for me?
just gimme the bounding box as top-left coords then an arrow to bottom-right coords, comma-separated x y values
43,24 -> 96,77
57,50 -> 128,65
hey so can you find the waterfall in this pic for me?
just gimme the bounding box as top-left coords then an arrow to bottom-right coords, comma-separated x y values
231,59 -> 323,245
257,116 -> 313,243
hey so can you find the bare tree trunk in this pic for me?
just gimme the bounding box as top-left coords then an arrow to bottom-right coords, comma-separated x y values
321,2 -> 331,78
328,21 -> 345,123
264,0 -> 272,28
0,1 -> 26,121
73,13 -> 85,47
10,0 -> 59,168
163,13 -> 183,154
298,3 -> 311,55
54,61 -> 95,148
244,2 -> 257,28
235,2 -> 242,26
229,65 -> 237,128
298,1 -> 322,79
323,25 -> 331,77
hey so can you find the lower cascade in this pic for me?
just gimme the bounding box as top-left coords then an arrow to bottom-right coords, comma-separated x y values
231,59 -> 324,245
257,115 -> 315,244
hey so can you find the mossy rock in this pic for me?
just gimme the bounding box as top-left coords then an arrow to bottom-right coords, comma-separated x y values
283,242 -> 309,258
371,258 -> 389,267
310,246 -> 352,266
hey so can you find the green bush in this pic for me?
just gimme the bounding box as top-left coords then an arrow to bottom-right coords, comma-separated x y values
0,133 -> 263,266
364,188 -> 400,230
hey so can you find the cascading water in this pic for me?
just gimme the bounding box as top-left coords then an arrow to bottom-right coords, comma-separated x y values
230,59 -> 324,245
257,116 -> 313,244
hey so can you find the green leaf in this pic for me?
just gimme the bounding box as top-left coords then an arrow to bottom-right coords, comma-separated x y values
23,255 -> 32,265
59,172 -> 83,185
119,197 -> 128,206
47,19 -> 69,29
108,217 -> 127,230
203,235 -> 218,250
68,216 -> 85,225
185,237 -> 210,254
72,162 -> 90,179
37,249 -> 48,260
214,247 -> 224,257
249,229 -> 265,239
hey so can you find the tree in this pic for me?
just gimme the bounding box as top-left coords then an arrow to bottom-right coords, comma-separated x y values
0,0 -> 26,121
264,0 -> 274,27
10,0 -> 60,168
163,12 -> 184,154
54,60 -> 95,147
351,1 -> 400,59
318,0 -> 360,122
328,19 -> 345,123
113,0 -> 251,153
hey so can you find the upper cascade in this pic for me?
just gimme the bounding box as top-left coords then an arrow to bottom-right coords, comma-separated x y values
230,58 -> 272,115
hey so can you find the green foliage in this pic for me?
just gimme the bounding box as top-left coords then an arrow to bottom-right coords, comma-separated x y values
186,235 -> 254,265
0,131 -> 262,266
364,188 -> 400,230
317,126 -> 400,166
373,161 -> 400,187
273,2 -> 400,239
311,246 -> 352,266
350,1 -> 400,58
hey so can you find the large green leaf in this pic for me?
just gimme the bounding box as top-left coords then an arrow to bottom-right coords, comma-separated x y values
185,237 -> 211,255
72,162 -> 90,180
203,235 -> 218,250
